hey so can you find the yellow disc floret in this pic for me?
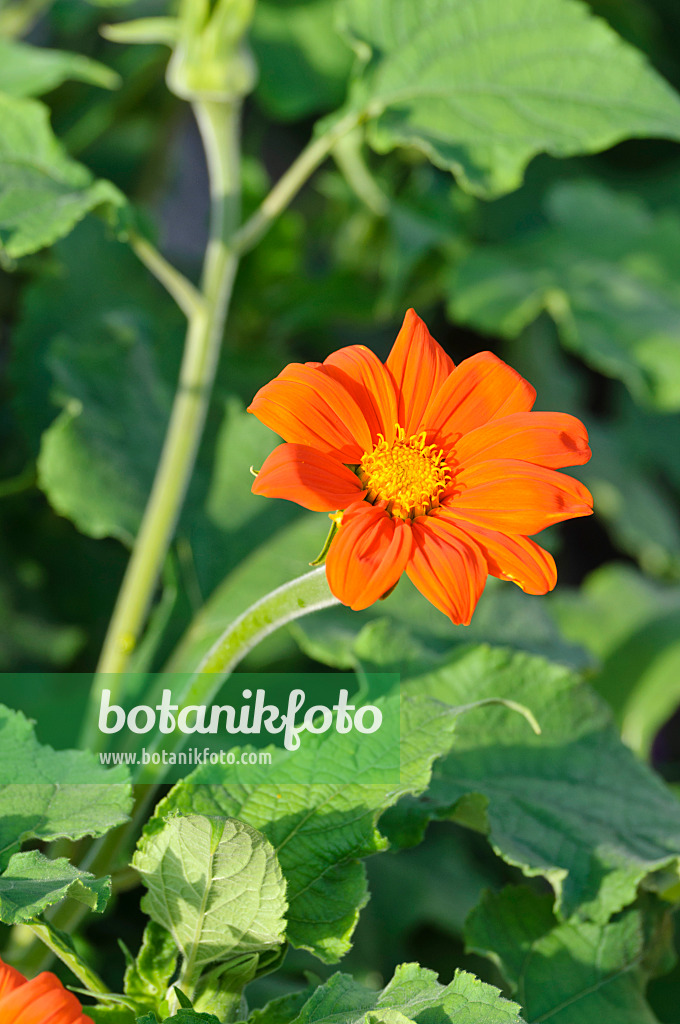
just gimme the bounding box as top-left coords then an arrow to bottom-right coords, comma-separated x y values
358,426 -> 451,519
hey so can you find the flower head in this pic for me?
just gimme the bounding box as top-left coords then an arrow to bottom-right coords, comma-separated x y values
248,310 -> 593,623
0,956 -> 93,1024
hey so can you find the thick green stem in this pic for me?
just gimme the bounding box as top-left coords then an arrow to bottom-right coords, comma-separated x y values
83,100 -> 241,749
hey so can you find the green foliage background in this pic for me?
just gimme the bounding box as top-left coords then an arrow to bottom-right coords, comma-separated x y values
2,0 -> 680,1021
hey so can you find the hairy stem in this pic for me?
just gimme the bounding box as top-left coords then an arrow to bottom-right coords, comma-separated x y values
27,918 -> 109,994
82,100 -> 241,749
134,566 -> 339,783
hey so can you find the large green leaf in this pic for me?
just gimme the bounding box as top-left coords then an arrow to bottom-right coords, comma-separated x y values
273,963 -> 523,1024
0,94 -> 126,260
0,39 -> 120,97
337,0 -> 680,198
378,646 -> 680,923
146,692 -> 475,962
133,816 -> 287,976
550,564 -> 680,756
0,849 -> 110,924
450,181 -> 680,408
466,887 -> 673,1023
0,704 -> 131,866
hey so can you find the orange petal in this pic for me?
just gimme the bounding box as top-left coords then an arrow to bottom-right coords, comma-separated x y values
437,512 -> 557,594
453,411 -> 591,469
422,351 -> 536,447
322,344 -> 399,444
445,459 -> 593,534
326,503 -> 413,610
252,443 -> 364,511
0,959 -> 25,1000
248,362 -> 372,461
406,515 -> 487,624
0,972 -> 92,1024
386,309 -> 455,435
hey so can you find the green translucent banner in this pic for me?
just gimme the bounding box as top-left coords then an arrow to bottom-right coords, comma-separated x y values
0,672 -> 400,785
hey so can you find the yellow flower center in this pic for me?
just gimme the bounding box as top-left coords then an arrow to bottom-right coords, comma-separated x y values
357,426 -> 451,519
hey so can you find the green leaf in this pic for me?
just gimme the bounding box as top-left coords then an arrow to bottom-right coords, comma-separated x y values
132,816 -> 287,979
571,422 -> 680,579
0,39 -> 120,97
380,646 -> 680,923
0,576 -> 84,671
466,887 -> 674,1023
0,704 -> 131,866
291,574 -> 591,675
124,921 -> 178,1016
89,1009 -> 135,1024
0,849 -> 110,924
550,564 -> 680,756
276,963 -> 523,1024
450,181 -> 680,407
162,1013 -> 221,1024
148,692 -> 488,962
0,94 -> 126,260
337,0 -> 680,198
251,0 -> 354,121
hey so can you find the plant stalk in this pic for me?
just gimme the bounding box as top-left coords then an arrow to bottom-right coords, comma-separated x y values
232,110 -> 362,256
27,918 -> 109,994
83,100 -> 241,750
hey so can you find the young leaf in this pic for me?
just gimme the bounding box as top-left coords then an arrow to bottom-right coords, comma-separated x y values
148,693 -> 486,962
0,704 -> 131,867
123,920 -> 178,1016
276,963 -> 524,1024
0,39 -> 120,97
132,816 -> 287,981
380,646 -> 680,923
0,849 -> 110,924
0,94 -> 126,260
450,181 -> 680,408
337,0 -> 680,197
466,887 -> 673,1023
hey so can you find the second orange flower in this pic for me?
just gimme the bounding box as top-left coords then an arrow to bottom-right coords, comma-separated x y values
249,310 -> 593,623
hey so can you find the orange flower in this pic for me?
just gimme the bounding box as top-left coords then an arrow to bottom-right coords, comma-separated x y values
0,956 -> 94,1024
248,310 -> 593,623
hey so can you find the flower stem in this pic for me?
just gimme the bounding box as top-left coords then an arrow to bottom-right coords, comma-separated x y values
83,100 -> 241,750
232,110 -> 362,256
128,230 -> 203,319
27,918 -> 109,994
134,566 -> 339,782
